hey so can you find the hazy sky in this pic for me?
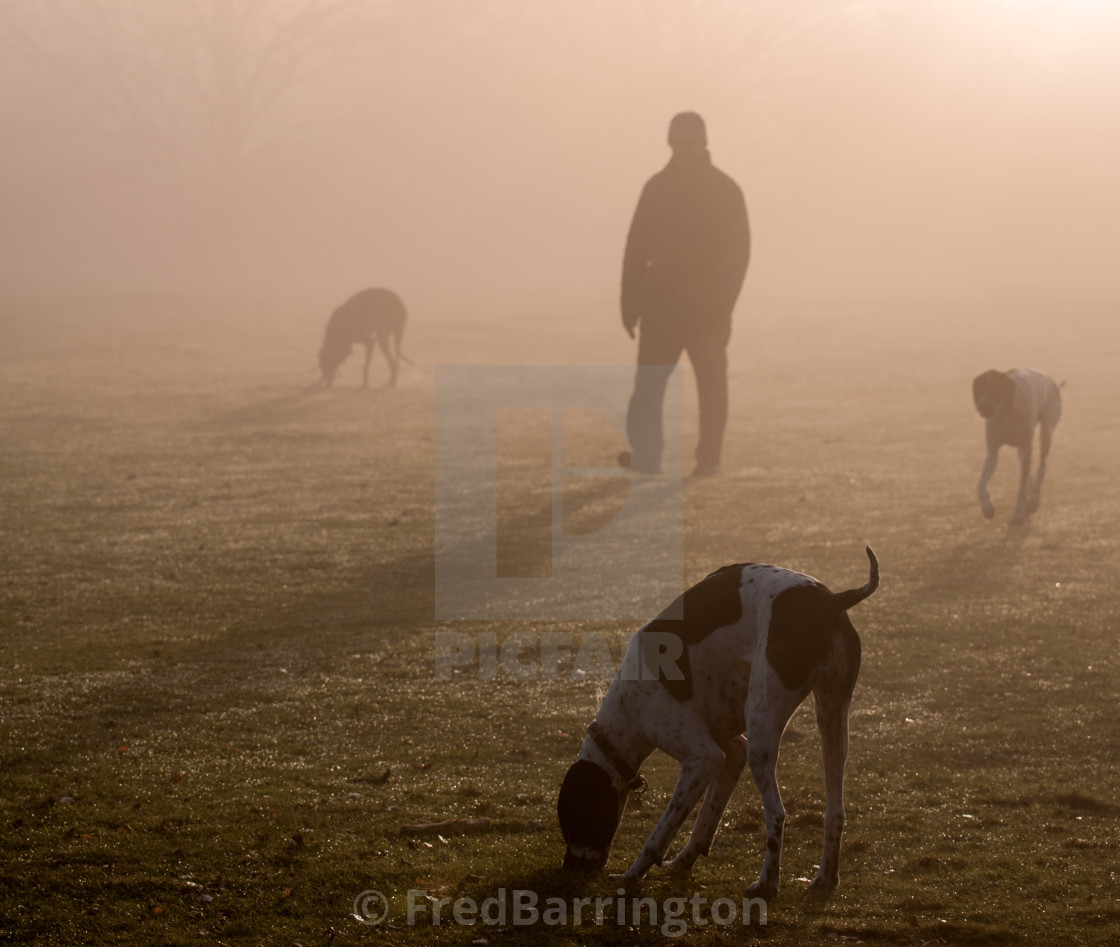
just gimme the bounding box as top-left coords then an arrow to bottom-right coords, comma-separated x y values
2,0 -> 1118,310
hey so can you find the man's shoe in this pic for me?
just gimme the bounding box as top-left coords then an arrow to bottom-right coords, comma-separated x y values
618,450 -> 660,475
689,463 -> 719,478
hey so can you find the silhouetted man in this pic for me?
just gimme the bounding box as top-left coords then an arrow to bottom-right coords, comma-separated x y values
621,112 -> 750,477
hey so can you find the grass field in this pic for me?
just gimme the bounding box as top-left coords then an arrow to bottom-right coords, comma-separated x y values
1,293 -> 1119,945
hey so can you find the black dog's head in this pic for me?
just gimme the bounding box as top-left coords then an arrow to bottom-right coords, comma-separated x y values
557,759 -> 625,872
318,342 -> 350,386
973,369 -> 1016,419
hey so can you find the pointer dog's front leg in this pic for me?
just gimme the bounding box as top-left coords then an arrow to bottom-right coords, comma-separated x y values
664,735 -> 747,877
620,742 -> 726,888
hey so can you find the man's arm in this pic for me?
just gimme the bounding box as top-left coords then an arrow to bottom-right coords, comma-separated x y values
717,182 -> 750,318
621,182 -> 655,338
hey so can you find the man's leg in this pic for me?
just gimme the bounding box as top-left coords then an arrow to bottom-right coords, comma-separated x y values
626,327 -> 684,474
686,326 -> 730,474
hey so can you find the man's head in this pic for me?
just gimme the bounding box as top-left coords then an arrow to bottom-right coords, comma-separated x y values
668,112 -> 707,156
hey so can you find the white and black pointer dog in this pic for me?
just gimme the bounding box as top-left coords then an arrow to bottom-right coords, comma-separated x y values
972,368 -> 1063,525
558,546 -> 879,900
319,287 -> 412,388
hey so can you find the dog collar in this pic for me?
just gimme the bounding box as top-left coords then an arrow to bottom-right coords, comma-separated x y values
587,721 -> 647,794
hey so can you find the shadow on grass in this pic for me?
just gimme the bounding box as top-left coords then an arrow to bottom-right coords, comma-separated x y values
7,455 -> 676,765
198,382 -> 392,429
917,523 -> 1032,600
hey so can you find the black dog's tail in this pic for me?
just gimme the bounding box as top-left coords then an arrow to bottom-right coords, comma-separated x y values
832,546 -> 879,612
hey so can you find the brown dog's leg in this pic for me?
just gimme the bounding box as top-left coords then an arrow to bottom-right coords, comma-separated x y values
977,444 -> 999,519
1010,441 -> 1033,525
1029,391 -> 1062,514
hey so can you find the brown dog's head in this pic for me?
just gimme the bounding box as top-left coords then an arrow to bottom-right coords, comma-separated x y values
557,759 -> 626,872
973,370 -> 1016,419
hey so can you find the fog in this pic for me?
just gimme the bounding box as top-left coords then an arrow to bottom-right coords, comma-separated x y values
2,0 -> 1119,312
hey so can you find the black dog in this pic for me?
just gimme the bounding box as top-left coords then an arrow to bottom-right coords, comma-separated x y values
319,288 -> 411,387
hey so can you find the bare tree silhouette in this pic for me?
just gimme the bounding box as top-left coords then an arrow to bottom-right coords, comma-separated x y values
455,0 -> 874,116
0,0 -> 394,210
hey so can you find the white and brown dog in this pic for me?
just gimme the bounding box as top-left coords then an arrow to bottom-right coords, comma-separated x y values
558,547 -> 879,900
972,368 -> 1063,525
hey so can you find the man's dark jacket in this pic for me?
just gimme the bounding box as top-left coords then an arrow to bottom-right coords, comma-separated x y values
621,151 -> 750,334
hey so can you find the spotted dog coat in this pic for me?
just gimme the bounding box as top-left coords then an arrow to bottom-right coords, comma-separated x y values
973,368 -> 1063,525
558,547 -> 879,900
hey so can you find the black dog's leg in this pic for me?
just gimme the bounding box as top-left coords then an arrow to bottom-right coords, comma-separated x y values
376,327 -> 398,387
361,339 -> 374,388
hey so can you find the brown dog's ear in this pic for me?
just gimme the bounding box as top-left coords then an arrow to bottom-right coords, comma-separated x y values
973,370 -> 996,401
